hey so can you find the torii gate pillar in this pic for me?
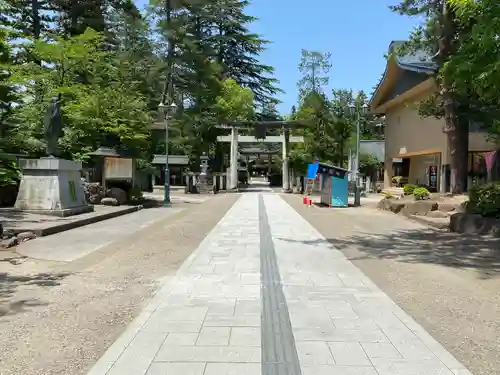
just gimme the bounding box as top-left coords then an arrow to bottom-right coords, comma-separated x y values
282,128 -> 291,192
229,127 -> 239,189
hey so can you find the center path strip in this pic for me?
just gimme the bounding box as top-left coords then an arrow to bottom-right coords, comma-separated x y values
259,195 -> 302,375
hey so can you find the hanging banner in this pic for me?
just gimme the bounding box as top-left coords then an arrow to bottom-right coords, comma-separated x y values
485,151 -> 496,172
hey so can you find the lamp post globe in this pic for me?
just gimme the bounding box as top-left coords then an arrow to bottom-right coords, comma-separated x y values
158,102 -> 165,116
360,103 -> 369,115
169,102 -> 178,114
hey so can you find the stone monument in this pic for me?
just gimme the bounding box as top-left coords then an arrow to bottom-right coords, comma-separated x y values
14,97 -> 93,216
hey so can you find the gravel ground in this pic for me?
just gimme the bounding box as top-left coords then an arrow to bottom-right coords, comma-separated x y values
0,194 -> 238,375
284,195 -> 500,375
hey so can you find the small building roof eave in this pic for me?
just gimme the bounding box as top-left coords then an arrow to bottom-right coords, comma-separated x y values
369,41 -> 437,113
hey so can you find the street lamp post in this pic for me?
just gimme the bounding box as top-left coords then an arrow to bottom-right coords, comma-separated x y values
348,103 -> 369,207
158,101 -> 177,205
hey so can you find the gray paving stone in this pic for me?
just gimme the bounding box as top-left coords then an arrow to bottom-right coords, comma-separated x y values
338,273 -> 367,288
360,342 -> 402,359
141,319 -> 203,333
292,326 -> 336,342
326,305 -> 359,319
155,345 -> 261,363
390,338 -> 437,360
301,366 -> 378,375
239,273 -> 261,285
203,314 -> 260,327
328,342 -> 371,366
308,274 -> 345,287
371,358 -> 455,375
146,362 -> 206,375
151,306 -> 208,322
332,318 -> 378,330
106,331 -> 167,375
204,363 -> 261,375
163,332 -> 199,346
296,341 -> 335,366
289,310 -> 334,329
229,327 -> 260,346
328,328 -> 389,343
234,299 -> 260,315
219,284 -> 260,299
196,327 -> 230,346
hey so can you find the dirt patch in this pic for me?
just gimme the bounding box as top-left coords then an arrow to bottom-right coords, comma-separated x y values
0,194 -> 238,375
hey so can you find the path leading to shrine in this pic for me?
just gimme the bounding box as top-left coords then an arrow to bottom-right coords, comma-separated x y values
3,191 -> 500,375
87,193 -> 471,375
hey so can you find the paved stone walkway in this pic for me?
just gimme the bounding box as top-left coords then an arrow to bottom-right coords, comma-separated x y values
86,194 -> 472,375
17,207 -> 184,262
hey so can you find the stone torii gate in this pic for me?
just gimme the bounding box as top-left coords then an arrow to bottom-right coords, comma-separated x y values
239,147 -> 280,176
216,121 -> 305,191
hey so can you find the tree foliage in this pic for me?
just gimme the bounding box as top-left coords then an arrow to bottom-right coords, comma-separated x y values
297,49 -> 331,100
215,78 -> 254,122
389,0 -> 473,193
290,66 -> 384,172
0,0 -> 279,178
3,29 -> 151,160
442,0 -> 500,142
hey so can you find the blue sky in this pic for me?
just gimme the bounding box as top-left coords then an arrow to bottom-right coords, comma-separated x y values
135,0 -> 420,114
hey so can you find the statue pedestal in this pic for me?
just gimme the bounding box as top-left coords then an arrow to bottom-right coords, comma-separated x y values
14,158 -> 94,217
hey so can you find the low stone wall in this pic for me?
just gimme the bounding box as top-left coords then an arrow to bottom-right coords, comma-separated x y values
450,213 -> 500,236
377,197 -> 458,218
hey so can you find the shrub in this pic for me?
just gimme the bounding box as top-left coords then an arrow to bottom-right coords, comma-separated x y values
468,182 -> 500,217
0,153 -> 20,187
413,187 -> 430,200
383,190 -> 393,199
129,185 -> 144,202
403,183 -> 417,195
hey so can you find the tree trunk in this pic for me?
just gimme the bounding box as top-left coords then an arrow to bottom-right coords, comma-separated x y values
161,0 -> 174,103
440,0 -> 468,193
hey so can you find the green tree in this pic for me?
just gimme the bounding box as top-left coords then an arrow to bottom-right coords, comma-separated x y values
0,0 -> 54,40
210,0 -> 280,106
330,89 -> 355,166
0,25 -> 15,139
443,0 -> 500,141
295,91 -> 335,163
4,29 -> 151,160
297,49 -> 332,99
110,0 -> 163,111
390,0 -> 469,193
54,0 -> 109,37
215,78 -> 254,121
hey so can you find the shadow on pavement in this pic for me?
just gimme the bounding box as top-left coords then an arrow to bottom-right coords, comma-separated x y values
0,271 -> 71,317
280,229 -> 500,279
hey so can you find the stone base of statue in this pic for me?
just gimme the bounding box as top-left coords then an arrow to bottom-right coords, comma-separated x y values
14,158 -> 94,217
197,172 -> 211,194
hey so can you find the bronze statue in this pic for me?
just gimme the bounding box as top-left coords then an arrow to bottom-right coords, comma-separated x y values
43,96 -> 63,157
